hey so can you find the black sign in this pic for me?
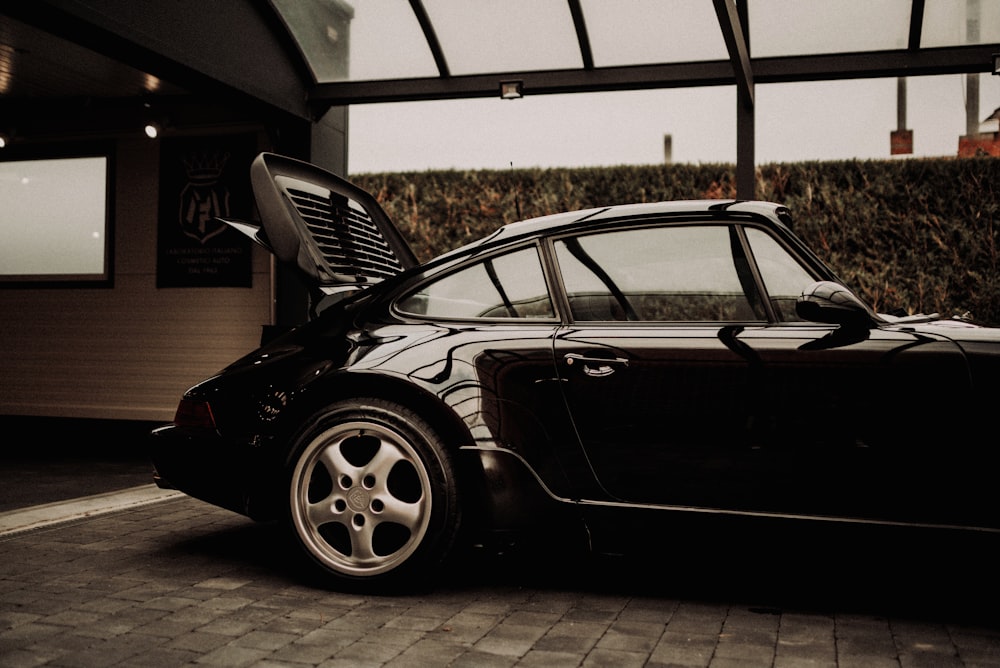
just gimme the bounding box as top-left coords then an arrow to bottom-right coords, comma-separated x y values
157,136 -> 255,287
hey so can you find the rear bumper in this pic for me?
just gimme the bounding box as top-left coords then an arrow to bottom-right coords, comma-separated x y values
148,424 -> 282,521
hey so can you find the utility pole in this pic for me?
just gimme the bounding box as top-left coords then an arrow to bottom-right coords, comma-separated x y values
891,77 -> 913,155
966,0 -> 981,137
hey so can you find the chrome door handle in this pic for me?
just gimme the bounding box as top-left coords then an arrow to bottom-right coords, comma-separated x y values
564,353 -> 629,377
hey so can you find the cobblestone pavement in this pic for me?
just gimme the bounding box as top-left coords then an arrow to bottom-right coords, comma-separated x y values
1,492 -> 999,668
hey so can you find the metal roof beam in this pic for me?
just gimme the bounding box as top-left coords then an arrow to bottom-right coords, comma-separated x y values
908,0 -> 926,50
409,0 -> 450,77
754,45 -> 996,82
713,0 -> 754,107
312,61 -> 735,107
568,0 -> 595,70
310,44 -> 998,108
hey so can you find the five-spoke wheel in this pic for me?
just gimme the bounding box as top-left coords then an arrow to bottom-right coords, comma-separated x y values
287,399 -> 459,588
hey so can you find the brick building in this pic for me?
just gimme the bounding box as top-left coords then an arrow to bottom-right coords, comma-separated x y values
959,107 -> 1000,157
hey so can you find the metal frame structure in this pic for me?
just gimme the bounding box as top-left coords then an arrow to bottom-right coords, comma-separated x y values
2,0 -> 999,198
304,0 -> 997,197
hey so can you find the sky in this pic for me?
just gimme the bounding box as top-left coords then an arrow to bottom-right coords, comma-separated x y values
335,0 -> 1000,174
347,72 -> 1000,174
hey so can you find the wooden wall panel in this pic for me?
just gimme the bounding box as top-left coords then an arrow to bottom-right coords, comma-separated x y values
0,272 -> 271,422
0,137 -> 273,422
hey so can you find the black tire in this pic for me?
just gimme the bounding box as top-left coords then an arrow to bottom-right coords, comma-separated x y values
286,398 -> 461,590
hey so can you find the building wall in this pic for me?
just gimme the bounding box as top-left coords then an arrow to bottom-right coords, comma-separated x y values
0,137 -> 272,422
958,133 -> 1000,157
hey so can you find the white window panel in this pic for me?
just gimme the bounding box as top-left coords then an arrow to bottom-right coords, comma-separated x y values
749,0 -> 912,57
422,0 -> 582,75
581,0 -> 729,67
271,0 -> 439,82
922,0 -> 1000,47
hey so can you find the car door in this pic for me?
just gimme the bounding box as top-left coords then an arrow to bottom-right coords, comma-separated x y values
552,222 -> 774,511
552,221 -> 976,527
727,227 -> 977,526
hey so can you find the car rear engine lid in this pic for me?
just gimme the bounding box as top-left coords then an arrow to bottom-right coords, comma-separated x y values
226,153 -> 418,290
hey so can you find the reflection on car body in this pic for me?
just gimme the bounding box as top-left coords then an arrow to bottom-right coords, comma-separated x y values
150,153 -> 999,591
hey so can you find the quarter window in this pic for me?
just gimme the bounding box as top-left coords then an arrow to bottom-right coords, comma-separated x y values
397,246 -> 554,319
745,227 -> 816,321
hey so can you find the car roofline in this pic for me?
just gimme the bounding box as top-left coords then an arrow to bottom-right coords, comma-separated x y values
429,199 -> 789,263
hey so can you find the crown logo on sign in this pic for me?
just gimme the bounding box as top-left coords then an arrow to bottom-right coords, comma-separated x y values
181,150 -> 230,185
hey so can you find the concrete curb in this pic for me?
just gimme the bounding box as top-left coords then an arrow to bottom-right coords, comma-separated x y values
0,484 -> 184,537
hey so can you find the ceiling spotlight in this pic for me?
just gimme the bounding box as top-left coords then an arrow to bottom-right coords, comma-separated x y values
142,99 -> 164,138
0,132 -> 8,148
500,80 -> 524,100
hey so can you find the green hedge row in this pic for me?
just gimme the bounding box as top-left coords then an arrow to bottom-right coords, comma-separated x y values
352,157 -> 1000,324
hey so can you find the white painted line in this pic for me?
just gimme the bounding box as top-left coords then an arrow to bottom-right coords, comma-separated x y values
0,485 -> 185,537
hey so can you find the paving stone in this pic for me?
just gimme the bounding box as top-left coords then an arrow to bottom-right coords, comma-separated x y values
42,639 -> 143,668
448,648 -> 518,668
165,630 -> 233,653
581,647 -> 648,667
361,626 -> 426,648
517,648 -> 586,667
597,620 -> 666,653
474,625 -> 542,658
535,619 -> 607,653
1,494 -> 998,667
229,629 -> 297,651
714,636 -> 775,664
534,632 -> 599,654
266,639 -> 339,664
0,611 -> 41,630
324,638 -> 403,664
382,613 -> 445,632
650,626 -> 719,666
562,606 -> 621,624
0,621 -> 67,647
192,644 -> 270,667
438,610 -> 503,643
383,637 -> 468,667
0,647 -> 68,668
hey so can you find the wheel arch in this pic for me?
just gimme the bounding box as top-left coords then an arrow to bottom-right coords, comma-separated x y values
279,371 -> 476,467
273,370 -> 492,526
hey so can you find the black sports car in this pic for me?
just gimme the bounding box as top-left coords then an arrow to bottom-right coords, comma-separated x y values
150,153 -> 1000,590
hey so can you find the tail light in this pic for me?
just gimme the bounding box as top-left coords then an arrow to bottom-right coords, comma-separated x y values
173,398 -> 217,429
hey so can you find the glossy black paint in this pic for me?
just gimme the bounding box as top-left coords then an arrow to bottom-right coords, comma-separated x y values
150,163 -> 1000,574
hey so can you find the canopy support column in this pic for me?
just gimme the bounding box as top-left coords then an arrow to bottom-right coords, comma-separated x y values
736,97 -> 755,200
714,0 -> 755,199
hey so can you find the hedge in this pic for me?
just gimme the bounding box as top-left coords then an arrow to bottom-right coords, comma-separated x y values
352,157 -> 1000,324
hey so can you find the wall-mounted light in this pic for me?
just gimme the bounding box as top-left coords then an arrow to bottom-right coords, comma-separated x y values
0,131 -> 9,148
500,80 -> 524,100
143,121 -> 162,139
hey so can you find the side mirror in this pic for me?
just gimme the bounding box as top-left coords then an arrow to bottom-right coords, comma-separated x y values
796,281 -> 875,328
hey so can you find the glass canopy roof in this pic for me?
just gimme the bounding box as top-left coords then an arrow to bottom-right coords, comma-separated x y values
265,0 -> 1000,196
271,0 -> 1000,86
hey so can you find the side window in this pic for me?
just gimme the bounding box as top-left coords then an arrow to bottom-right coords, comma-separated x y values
554,225 -> 765,322
397,246 -> 554,319
745,228 -> 816,321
